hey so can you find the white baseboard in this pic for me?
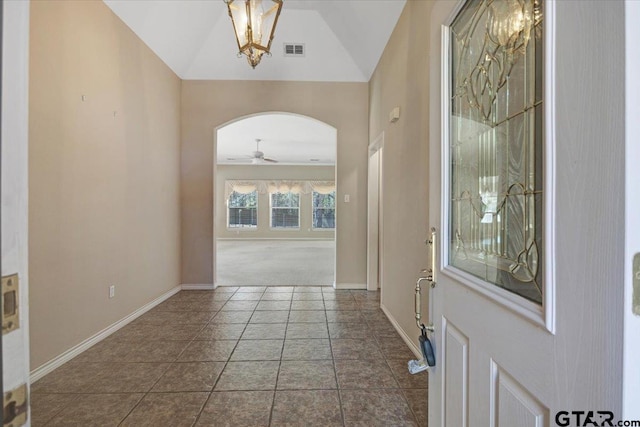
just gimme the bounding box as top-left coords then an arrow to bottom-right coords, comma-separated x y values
334,282 -> 367,290
30,285 -> 181,383
380,303 -> 422,359
217,237 -> 334,241
181,284 -> 215,290
214,283 -> 243,288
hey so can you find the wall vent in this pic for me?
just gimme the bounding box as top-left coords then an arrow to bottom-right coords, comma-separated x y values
284,43 -> 305,57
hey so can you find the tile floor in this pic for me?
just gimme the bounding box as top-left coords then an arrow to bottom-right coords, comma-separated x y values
31,286 -> 428,426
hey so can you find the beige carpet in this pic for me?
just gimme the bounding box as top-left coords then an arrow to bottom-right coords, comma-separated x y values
216,239 -> 335,286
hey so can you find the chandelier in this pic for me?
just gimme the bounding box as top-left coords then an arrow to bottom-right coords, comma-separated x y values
224,0 -> 283,68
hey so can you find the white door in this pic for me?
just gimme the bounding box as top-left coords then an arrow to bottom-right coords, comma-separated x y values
624,0 -> 640,418
427,1 -> 625,426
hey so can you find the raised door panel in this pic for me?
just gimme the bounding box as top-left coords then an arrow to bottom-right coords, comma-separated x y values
491,361 -> 548,427
443,319 -> 469,427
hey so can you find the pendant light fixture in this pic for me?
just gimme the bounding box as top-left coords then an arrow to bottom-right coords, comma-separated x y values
224,0 -> 283,68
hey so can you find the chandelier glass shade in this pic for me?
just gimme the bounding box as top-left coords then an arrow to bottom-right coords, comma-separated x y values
224,0 -> 283,68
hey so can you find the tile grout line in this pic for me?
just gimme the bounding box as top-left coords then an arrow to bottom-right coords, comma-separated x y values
324,292 -> 347,427
118,291 -> 222,427
189,289 -> 241,427
267,289 -> 293,426
35,287 -> 426,426
193,286 -> 267,426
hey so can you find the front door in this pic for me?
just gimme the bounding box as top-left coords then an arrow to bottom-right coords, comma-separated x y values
427,1 -> 625,426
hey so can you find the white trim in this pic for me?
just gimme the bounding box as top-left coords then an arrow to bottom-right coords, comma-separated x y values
624,0 -> 640,418
2,0 -> 31,393
334,282 -> 367,290
216,237 -> 334,241
368,131 -> 385,153
226,187 -> 258,230
442,266 -> 545,327
542,0 -> 557,334
378,148 -> 384,293
215,283 -> 248,288
381,303 -> 422,359
220,163 -> 334,167
269,191 -> 301,230
439,3 -> 555,332
310,188 -> 336,232
367,135 -> 384,293
30,286 -> 181,383
181,283 -> 215,290
214,113 -> 339,299
213,127 -> 218,286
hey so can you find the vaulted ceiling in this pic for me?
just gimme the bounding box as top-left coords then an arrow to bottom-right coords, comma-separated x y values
217,114 -> 337,166
103,0 -> 406,82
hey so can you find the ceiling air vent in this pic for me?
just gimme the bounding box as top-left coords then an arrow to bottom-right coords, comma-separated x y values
284,43 -> 305,57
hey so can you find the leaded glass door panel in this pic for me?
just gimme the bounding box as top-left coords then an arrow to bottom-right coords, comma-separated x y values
450,0 -> 544,304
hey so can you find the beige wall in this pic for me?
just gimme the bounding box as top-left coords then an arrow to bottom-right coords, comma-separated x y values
29,1 -> 182,369
181,81 -> 369,287
369,0 -> 434,349
216,165 -> 335,239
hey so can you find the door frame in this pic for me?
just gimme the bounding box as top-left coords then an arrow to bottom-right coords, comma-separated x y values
212,112 -> 339,288
0,0 -> 4,411
367,132 -> 384,292
624,0 -> 640,418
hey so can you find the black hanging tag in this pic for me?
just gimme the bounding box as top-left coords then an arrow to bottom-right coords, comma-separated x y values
419,324 -> 436,367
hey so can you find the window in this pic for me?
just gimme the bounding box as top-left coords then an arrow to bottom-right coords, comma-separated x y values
270,192 -> 300,228
448,0 -> 543,304
312,191 -> 335,229
228,190 -> 257,228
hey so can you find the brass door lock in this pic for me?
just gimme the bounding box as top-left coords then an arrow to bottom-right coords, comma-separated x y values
3,383 -> 28,427
2,274 -> 20,335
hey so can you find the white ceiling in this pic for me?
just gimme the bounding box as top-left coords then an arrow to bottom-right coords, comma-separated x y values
217,114 -> 337,165
103,0 -> 406,82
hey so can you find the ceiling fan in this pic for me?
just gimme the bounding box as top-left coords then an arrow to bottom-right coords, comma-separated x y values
247,139 -> 278,164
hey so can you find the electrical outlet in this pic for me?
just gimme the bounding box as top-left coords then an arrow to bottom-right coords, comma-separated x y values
109,285 -> 115,299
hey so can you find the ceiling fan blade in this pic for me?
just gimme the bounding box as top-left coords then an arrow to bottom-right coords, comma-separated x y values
263,158 -> 278,163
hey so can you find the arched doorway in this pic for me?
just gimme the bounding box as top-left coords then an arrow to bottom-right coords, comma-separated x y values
213,112 -> 337,287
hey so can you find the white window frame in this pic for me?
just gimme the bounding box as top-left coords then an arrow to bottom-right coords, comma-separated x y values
227,190 -> 258,230
269,191 -> 300,230
311,190 -> 336,230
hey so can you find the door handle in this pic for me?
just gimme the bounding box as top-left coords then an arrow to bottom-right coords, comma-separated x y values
424,227 -> 437,288
415,277 -> 429,329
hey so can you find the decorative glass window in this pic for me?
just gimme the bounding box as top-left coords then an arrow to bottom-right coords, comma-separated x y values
228,190 -> 258,228
449,0 -> 543,304
270,192 -> 300,228
312,191 -> 336,229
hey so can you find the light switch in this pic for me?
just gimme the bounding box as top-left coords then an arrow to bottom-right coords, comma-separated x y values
344,194 -> 350,203
389,106 -> 400,123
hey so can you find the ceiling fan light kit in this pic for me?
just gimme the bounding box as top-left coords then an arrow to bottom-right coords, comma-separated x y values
247,139 -> 279,164
224,0 -> 283,69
